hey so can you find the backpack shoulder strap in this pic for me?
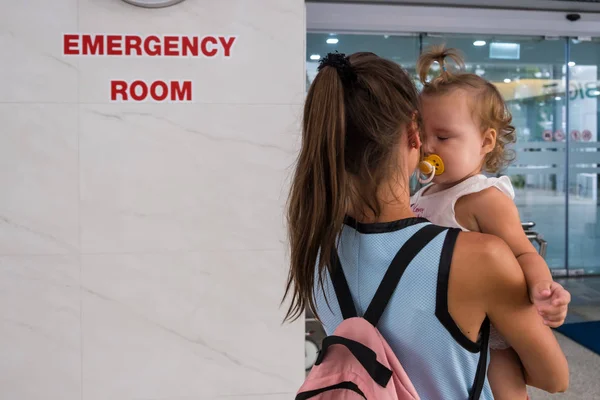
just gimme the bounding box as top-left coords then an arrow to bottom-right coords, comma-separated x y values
363,224 -> 446,326
329,249 -> 358,320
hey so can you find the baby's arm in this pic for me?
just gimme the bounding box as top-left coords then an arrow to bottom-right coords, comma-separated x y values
455,187 -> 570,327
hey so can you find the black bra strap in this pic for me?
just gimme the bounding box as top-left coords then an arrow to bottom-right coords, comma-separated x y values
469,317 -> 491,400
363,224 -> 446,326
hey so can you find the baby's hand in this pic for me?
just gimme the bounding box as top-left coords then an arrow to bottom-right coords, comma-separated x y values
531,281 -> 571,328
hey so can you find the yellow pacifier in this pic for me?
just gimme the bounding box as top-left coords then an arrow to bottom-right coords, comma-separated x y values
418,154 -> 445,184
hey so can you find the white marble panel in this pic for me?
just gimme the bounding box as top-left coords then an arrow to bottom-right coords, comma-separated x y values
81,251 -> 303,400
0,255 -> 81,400
0,0 -> 78,102
0,104 -> 79,255
77,0 -> 306,105
79,103 -> 301,253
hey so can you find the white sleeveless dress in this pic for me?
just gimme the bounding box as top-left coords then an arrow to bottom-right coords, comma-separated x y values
410,174 -> 515,350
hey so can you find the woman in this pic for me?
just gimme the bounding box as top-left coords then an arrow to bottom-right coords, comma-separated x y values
283,52 -> 568,399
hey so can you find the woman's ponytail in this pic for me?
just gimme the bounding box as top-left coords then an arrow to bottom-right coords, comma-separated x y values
283,52 -> 420,322
283,61 -> 349,322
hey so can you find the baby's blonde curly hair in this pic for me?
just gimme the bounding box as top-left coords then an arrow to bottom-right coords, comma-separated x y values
417,45 -> 516,173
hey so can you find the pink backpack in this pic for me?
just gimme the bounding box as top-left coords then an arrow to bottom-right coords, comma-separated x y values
296,225 -> 445,399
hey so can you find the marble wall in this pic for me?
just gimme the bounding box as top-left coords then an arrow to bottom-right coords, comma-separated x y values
0,0 -> 305,399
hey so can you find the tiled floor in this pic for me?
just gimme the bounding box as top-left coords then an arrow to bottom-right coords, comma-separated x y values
560,276 -> 600,323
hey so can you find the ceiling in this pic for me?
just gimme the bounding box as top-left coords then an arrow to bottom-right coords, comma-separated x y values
306,0 -> 600,13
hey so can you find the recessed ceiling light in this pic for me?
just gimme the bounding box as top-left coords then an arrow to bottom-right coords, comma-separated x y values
326,38 -> 339,44
504,78 -> 511,83
310,54 -> 321,61
473,40 -> 486,47
568,61 -> 576,67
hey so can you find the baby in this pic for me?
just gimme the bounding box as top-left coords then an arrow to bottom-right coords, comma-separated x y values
411,46 -> 571,400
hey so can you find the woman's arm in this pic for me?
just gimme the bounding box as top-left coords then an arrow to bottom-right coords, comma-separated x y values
479,235 -> 569,393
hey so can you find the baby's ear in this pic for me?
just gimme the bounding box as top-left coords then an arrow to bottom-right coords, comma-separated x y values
482,128 -> 497,155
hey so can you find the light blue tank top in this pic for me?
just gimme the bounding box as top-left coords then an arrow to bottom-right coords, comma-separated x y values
313,217 -> 493,400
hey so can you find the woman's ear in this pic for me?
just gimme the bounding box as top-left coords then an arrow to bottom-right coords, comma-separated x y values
482,128 -> 497,155
408,119 -> 422,149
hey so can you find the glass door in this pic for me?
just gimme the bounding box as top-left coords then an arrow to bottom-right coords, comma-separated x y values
568,39 -> 600,275
307,29 -> 600,276
308,33 -> 573,272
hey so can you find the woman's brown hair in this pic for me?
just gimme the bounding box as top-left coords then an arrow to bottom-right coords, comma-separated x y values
283,52 -> 420,322
417,45 -> 516,173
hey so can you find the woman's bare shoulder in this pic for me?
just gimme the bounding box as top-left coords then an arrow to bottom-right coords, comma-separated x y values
452,231 -> 526,297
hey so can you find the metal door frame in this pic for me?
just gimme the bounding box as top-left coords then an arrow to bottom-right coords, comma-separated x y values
307,2 -> 600,37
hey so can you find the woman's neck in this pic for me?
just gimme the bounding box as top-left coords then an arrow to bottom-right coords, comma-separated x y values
347,182 -> 415,224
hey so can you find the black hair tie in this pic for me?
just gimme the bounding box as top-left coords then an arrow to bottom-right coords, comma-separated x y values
317,52 -> 358,86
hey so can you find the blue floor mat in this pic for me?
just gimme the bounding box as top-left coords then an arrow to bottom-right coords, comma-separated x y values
555,321 -> 600,356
